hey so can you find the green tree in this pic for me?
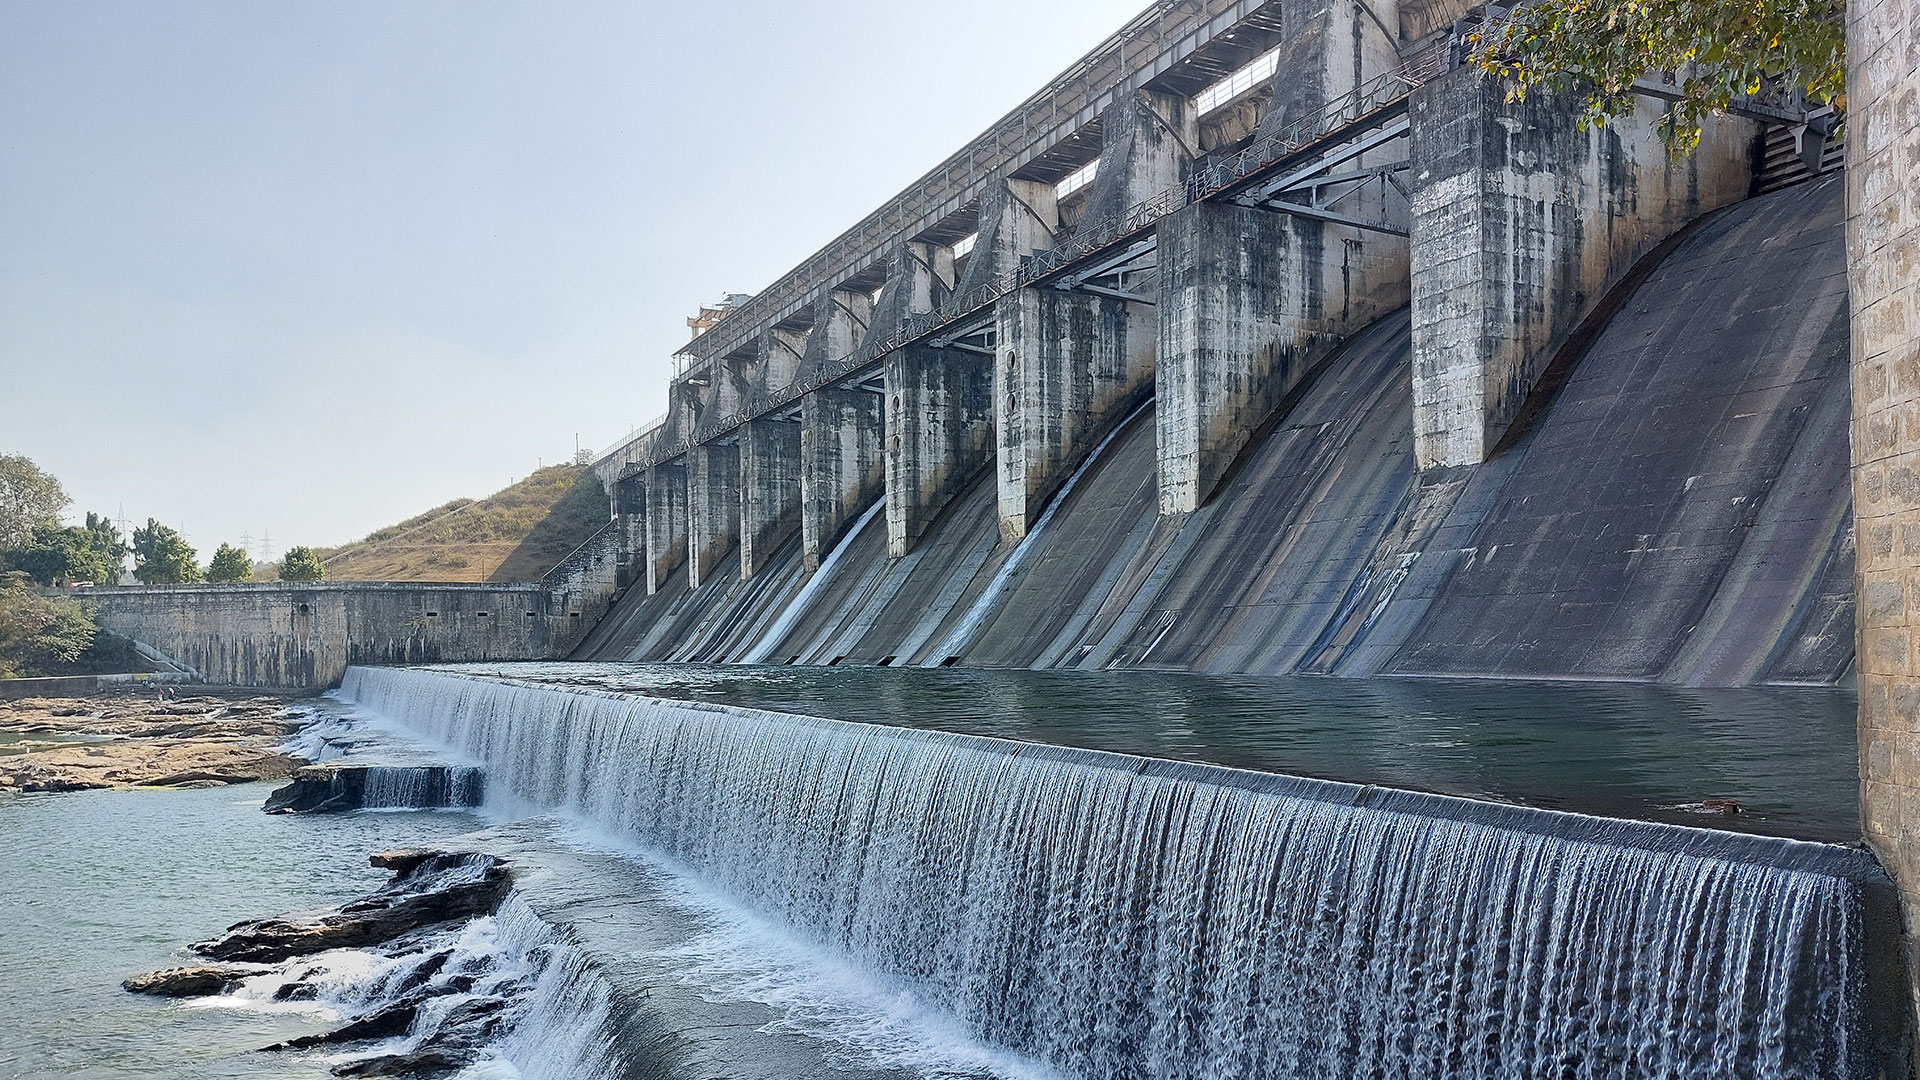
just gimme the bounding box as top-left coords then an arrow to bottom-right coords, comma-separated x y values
0,454 -> 68,550
1469,0 -> 1845,147
131,520 -> 201,584
278,546 -> 325,582
12,524 -> 114,585
205,543 -> 253,583
0,577 -> 97,678
83,513 -> 127,584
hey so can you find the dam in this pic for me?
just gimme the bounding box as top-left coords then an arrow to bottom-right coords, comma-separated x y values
58,0 -> 1920,1073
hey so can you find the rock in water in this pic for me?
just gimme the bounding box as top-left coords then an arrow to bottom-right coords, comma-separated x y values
193,854 -> 511,963
122,963 -> 264,996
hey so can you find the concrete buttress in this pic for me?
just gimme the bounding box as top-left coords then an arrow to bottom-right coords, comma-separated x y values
1406,68 -> 1755,469
994,92 -> 1188,540
1155,200 -> 1408,514
801,387 -> 884,570
688,442 -> 741,586
643,461 -> 688,595
740,418 -> 803,577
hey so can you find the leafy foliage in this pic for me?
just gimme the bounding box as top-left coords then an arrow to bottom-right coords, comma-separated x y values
12,524 -> 116,585
0,577 -> 98,678
0,454 -> 69,550
1469,0 -> 1845,147
83,513 -> 128,583
131,520 -> 201,584
279,546 -> 325,582
205,543 -> 254,583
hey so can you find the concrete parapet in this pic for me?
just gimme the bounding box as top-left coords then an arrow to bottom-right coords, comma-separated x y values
740,418 -> 803,577
885,345 -> 994,557
801,386 -> 885,571
1848,0 -> 1920,1032
86,582 -> 593,690
688,442 -> 741,587
644,461 -> 689,594
995,288 -> 1154,538
1407,67 -> 1756,469
1155,199 -> 1408,514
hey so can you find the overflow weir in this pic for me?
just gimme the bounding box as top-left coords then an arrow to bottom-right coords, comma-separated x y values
339,666 -> 1907,1078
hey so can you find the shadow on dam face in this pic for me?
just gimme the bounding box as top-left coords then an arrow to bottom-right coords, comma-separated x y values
337,666 -> 1910,1080
576,177 -> 1855,691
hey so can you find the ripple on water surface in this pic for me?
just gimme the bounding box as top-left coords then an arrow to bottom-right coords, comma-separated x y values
0,782 -> 483,1080
431,661 -> 1862,841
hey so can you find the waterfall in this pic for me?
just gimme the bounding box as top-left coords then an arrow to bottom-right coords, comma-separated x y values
359,764 -> 487,809
923,403 -> 1149,666
339,666 -> 1896,1080
739,496 -> 888,665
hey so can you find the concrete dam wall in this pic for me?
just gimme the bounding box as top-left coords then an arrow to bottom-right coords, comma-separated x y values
584,0 -> 1851,687
580,176 -> 1854,685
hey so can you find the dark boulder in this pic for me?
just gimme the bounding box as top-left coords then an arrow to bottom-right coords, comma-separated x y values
122,963 -> 264,997
194,854 -> 511,963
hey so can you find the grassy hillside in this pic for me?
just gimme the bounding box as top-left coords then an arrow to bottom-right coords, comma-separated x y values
319,465 -> 609,583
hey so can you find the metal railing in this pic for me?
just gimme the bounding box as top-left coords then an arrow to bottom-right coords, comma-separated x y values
671,0 -> 1275,375
640,57 -> 1448,468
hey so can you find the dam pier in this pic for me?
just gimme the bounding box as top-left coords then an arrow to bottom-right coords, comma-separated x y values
65,0 -> 1920,1073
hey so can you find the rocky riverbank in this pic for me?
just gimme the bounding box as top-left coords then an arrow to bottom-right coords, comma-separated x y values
126,848 -> 527,1079
0,690 -> 305,791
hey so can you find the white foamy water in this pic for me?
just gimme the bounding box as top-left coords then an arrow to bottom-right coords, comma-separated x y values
337,667 -> 1893,1080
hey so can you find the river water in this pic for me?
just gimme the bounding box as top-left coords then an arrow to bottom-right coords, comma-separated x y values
0,782 -> 481,1080
0,665 -> 1871,1079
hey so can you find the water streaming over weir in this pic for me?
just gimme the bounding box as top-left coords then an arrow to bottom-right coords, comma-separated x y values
337,666 -> 1904,1080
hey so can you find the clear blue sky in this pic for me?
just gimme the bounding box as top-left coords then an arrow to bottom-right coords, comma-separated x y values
0,0 -> 1137,557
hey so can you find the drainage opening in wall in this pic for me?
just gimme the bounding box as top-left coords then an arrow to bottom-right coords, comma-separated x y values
296,603 -> 310,616
476,612 -> 489,617
570,612 -> 581,619
525,611 -> 537,617
426,611 -> 439,618
940,655 -> 961,667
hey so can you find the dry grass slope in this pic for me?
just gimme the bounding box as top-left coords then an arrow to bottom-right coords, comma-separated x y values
318,465 -> 609,583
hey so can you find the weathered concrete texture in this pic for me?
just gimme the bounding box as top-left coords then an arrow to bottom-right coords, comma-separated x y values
952,179 -> 1059,299
866,241 -> 954,345
991,88 -> 1188,542
995,289 -> 1154,539
886,345 -> 995,557
757,326 -> 808,394
1391,177 -> 1854,682
644,462 -> 689,595
583,178 -> 1856,685
800,387 -> 884,571
687,442 -> 741,587
1155,199 -> 1408,513
739,418 -> 802,578
1847,0 -> 1920,1023
1407,68 -> 1757,469
799,290 -> 873,377
1078,89 -> 1195,225
610,476 -> 646,592
87,582 -> 594,690
1258,0 -> 1402,138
